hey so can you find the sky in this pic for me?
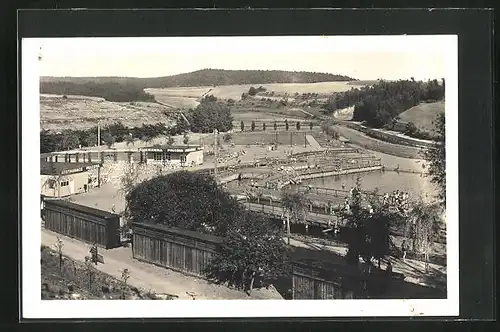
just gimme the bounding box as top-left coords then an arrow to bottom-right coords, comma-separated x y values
37,36 -> 451,81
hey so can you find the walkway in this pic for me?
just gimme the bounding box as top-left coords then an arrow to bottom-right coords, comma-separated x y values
41,228 -> 283,300
305,134 -> 322,150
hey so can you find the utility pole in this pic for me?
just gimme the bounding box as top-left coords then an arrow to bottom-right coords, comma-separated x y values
97,120 -> 101,188
214,129 -> 218,179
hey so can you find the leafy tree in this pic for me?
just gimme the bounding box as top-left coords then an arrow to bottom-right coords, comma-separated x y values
120,268 -> 131,299
40,129 -> 61,153
405,199 -> 443,271
54,236 -> 64,271
422,112 -> 446,205
251,121 -> 256,132
61,130 -> 80,150
125,134 -> 134,147
281,190 -> 309,243
223,133 -> 232,143
404,122 -> 419,136
102,131 -> 115,148
336,178 -> 393,267
248,86 -> 257,96
190,101 -> 233,133
202,94 -> 217,102
183,133 -> 190,145
125,172 -> 241,236
240,120 -> 245,132
205,211 -> 291,293
296,121 -> 301,131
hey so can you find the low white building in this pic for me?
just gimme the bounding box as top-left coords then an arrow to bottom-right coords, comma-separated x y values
40,161 -> 100,198
139,145 -> 204,167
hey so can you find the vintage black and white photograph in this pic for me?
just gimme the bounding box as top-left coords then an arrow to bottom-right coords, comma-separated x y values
22,35 -> 458,318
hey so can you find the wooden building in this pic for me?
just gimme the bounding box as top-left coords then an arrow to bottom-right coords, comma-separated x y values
131,222 -> 222,278
292,259 -> 364,299
43,199 -> 121,249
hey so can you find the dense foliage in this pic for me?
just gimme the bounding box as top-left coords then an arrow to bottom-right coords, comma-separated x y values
42,69 -> 356,90
205,211 -> 291,292
323,79 -> 445,128
189,99 -> 233,133
125,172 -> 290,291
40,122 -> 183,153
422,113 -> 446,205
40,81 -> 156,102
337,178 -> 397,267
125,172 -> 240,236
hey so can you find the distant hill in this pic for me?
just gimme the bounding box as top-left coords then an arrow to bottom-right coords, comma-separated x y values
397,101 -> 445,133
41,69 -> 356,89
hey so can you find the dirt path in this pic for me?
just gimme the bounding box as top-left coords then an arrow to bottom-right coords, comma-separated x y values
41,228 -> 283,300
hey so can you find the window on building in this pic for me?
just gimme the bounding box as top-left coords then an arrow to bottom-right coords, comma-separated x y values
60,181 -> 69,187
48,179 -> 56,189
165,153 -> 171,161
180,155 -> 187,163
154,152 -> 162,161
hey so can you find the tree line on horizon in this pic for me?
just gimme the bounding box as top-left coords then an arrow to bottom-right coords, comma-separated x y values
40,69 -> 357,102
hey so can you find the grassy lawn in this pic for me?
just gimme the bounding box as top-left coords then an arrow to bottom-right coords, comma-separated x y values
397,101 -> 445,134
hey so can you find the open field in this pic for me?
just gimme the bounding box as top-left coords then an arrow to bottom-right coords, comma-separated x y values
398,101 -> 445,133
147,81 -> 359,101
40,94 -> 174,130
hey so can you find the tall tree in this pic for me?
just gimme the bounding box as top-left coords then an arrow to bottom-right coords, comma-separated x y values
281,190 -> 309,243
205,211 -> 291,293
422,112 -> 446,205
125,171 -> 241,236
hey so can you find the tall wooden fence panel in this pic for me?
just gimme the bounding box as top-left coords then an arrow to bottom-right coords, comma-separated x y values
131,222 -> 223,278
292,260 -> 360,299
43,199 -> 121,249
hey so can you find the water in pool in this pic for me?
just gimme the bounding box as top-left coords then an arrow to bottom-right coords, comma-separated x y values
301,170 -> 438,200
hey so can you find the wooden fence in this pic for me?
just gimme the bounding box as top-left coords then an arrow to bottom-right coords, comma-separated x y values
43,199 -> 121,249
292,259 -> 361,299
131,222 -> 223,278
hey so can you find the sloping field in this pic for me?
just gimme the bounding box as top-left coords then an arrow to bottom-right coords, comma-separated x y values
146,81 -> 358,102
398,102 -> 445,133
40,94 -> 174,130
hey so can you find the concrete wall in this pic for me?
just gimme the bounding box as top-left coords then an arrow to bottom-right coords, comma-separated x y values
40,171 -> 89,198
186,149 -> 204,165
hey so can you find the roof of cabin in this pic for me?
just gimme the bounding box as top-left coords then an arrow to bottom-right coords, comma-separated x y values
40,161 -> 99,175
43,199 -> 120,219
131,222 -> 223,244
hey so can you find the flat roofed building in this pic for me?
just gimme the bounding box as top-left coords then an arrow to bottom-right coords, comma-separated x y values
139,145 -> 204,167
40,161 -> 99,198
